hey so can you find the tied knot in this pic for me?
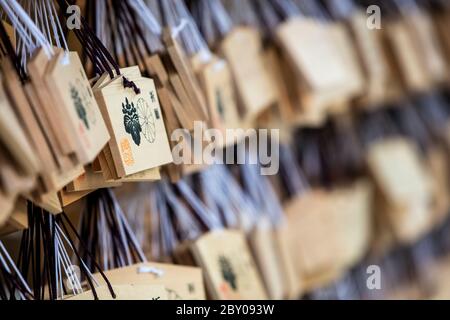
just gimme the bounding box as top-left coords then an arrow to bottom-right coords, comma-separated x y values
122,76 -> 141,95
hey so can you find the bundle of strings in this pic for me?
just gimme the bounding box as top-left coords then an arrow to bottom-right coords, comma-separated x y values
0,0 -> 57,71
78,189 -> 147,272
17,202 -> 115,300
0,241 -> 32,300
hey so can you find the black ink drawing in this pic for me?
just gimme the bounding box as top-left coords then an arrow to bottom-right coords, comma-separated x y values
71,86 -> 89,129
122,97 -> 142,146
219,255 -> 237,291
136,97 -> 157,144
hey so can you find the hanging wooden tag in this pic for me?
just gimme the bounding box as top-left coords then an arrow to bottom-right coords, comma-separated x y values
221,27 -> 277,121
385,19 -> 431,93
198,57 -> 241,142
190,230 -> 267,300
367,138 -> 433,243
21,83 -> 58,173
264,47 -> 299,124
405,11 -> 448,85
94,73 -> 173,177
143,54 -> 185,128
1,59 -> 57,176
0,76 -> 40,176
248,217 -> 286,300
92,262 -> 205,300
163,31 -> 209,121
144,54 -> 170,86
26,84 -> 74,171
45,51 -> 110,164
273,223 -> 303,299
283,190 -> 342,291
347,11 -> 391,106
66,285 -> 168,300
276,18 -> 359,119
276,18 -> 350,95
169,72 -> 202,129
327,22 -> 365,110
144,54 -> 195,132
2,59 -> 83,192
329,180 -> 372,271
28,48 -> 77,157
367,139 -> 431,207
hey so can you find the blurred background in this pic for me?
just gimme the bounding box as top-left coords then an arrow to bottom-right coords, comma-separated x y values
1,0 -> 450,300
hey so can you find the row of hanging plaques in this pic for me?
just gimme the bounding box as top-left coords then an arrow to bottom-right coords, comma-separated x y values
1,0 -> 450,222
2,94 -> 450,300
0,0 -> 450,301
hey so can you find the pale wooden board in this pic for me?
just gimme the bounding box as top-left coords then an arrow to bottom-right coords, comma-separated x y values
348,11 -> 391,106
199,57 -> 241,143
22,83 -> 58,173
164,31 -> 209,120
95,76 -> 173,177
28,48 -> 76,156
0,74 -> 41,175
385,19 -> 431,92
367,138 -> 433,242
405,12 -> 447,84
248,219 -> 286,300
91,262 -> 205,300
276,18 -> 349,92
283,191 -> 341,283
66,285 -> 168,300
190,230 -> 267,300
45,51 -> 110,164
221,27 -> 277,120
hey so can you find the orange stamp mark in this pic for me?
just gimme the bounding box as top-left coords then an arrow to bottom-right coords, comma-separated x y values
120,138 -> 134,166
219,282 -> 241,299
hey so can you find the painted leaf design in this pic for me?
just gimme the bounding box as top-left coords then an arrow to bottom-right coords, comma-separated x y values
71,86 -> 89,129
122,97 -> 142,146
219,255 -> 237,291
